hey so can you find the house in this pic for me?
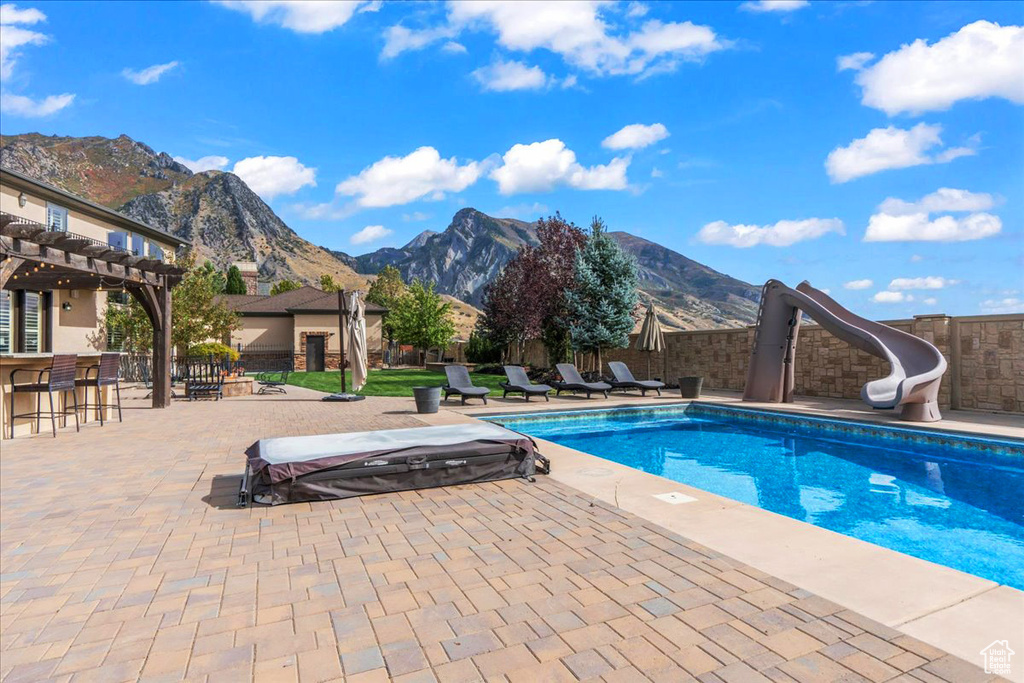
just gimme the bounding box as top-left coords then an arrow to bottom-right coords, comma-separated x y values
222,286 -> 387,371
0,166 -> 188,355
980,640 -> 1014,676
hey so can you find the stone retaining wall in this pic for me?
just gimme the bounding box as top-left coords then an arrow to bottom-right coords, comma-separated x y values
600,313 -> 1023,414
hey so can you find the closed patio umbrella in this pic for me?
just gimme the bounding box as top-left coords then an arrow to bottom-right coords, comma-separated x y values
348,291 -> 368,392
635,301 -> 664,379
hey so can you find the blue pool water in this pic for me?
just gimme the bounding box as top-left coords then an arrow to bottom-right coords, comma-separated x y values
490,405 -> 1024,589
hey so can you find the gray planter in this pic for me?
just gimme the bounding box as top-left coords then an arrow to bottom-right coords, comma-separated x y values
412,386 -> 442,414
678,376 -> 703,399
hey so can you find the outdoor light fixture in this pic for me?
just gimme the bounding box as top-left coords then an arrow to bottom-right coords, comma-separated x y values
18,192 -> 27,207
62,302 -> 72,311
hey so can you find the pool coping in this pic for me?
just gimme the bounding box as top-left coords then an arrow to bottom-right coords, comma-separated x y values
417,398 -> 1024,682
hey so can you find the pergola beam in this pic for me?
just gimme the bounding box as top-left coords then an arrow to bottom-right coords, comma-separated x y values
1,236 -> 162,286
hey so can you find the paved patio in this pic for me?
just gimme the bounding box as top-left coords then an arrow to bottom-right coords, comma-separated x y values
0,387 -> 1008,682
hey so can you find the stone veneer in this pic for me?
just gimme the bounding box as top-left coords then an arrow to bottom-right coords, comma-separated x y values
602,313 -> 1023,415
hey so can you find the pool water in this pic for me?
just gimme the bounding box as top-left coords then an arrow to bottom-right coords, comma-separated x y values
490,405 -> 1024,589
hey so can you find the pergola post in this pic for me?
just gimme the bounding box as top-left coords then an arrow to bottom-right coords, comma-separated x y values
131,278 -> 174,409
0,255 -> 25,290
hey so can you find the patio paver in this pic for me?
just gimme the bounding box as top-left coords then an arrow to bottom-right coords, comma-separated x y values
0,386 -> 1007,682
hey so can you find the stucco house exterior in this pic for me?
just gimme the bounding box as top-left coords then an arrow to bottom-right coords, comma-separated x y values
222,286 -> 386,371
0,167 -> 188,355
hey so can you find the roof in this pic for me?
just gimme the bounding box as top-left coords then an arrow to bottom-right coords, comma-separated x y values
0,166 -> 190,247
225,286 -> 386,316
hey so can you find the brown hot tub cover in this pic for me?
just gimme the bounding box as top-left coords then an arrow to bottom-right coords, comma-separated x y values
242,423 -> 547,506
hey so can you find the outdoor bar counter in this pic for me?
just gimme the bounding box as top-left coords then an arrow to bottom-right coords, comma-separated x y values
1,352 -> 117,440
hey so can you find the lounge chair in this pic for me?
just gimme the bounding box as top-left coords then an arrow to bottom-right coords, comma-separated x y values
607,361 -> 665,396
553,363 -> 611,398
443,365 -> 490,405
500,365 -> 552,401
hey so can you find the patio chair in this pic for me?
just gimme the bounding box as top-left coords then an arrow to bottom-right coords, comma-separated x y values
607,361 -> 665,396
184,358 -> 224,401
500,365 -> 552,401
553,363 -> 611,399
256,368 -> 289,395
443,365 -> 490,405
8,353 -> 80,438
76,352 -> 123,424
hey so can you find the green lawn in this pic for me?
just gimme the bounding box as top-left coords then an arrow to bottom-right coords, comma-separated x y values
277,368 -> 507,397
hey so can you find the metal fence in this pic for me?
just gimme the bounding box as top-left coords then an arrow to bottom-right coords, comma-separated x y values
119,350 -> 293,383
235,343 -> 294,373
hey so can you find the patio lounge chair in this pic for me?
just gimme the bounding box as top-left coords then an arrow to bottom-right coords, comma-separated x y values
443,365 -> 490,405
184,358 -> 224,401
607,361 -> 665,396
256,369 -> 289,395
500,365 -> 552,401
553,363 -> 611,399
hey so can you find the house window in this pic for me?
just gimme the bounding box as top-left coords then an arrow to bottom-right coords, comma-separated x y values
0,290 -> 10,354
22,291 -> 42,353
108,231 -> 129,252
148,241 -> 164,261
132,233 -> 145,256
105,291 -> 129,351
46,203 -> 68,232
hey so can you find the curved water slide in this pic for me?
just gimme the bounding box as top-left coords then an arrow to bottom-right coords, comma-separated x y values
743,280 -> 947,422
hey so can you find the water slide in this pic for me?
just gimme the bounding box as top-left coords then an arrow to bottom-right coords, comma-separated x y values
743,280 -> 947,422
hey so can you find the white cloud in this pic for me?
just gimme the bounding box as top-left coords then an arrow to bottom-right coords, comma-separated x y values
740,0 -> 809,12
122,61 -> 179,85
0,4 -> 75,116
910,254 -> 924,263
602,122 -> 669,150
981,297 -> 1023,314
350,225 -> 392,245
382,24 -> 457,59
337,146 -> 482,207
495,202 -> 548,219
825,123 -> 975,183
697,217 -> 844,247
472,59 -> 549,91
232,156 -> 316,199
872,291 -> 912,304
844,279 -> 873,290
864,212 -> 1002,242
490,139 -> 629,194
401,211 -> 430,222
393,2 -> 728,79
852,21 -> 1024,115
650,167 -> 663,178
888,276 -> 959,290
836,51 -> 874,72
173,155 -> 230,173
441,41 -> 467,54
215,0 -> 374,33
922,297 -> 938,307
878,188 -> 997,216
865,188 -> 1003,243
626,2 -> 648,18
0,10 -> 47,79
0,92 -> 74,117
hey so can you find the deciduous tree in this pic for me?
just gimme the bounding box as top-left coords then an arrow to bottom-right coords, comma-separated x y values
270,279 -> 301,296
390,280 -> 456,365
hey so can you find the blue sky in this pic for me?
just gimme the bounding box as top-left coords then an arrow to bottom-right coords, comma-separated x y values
1,0 -> 1022,316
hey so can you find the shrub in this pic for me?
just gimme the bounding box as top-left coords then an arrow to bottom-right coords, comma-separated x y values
465,331 -> 502,364
188,342 -> 239,361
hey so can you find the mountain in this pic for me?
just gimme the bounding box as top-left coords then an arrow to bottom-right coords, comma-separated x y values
347,209 -> 759,329
349,208 -> 538,306
0,133 -> 370,290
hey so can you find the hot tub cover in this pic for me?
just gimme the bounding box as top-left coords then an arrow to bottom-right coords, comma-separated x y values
242,423 -> 547,505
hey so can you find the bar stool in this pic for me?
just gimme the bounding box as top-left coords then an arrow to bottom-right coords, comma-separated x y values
77,352 -> 123,425
9,353 -> 80,438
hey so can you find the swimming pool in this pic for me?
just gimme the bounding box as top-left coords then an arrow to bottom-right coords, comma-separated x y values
488,404 -> 1024,589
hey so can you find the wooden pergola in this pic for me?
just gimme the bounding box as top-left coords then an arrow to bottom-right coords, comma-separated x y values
0,211 -> 184,408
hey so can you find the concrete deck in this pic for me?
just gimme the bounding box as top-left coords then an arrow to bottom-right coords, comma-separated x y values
0,386 -> 1018,682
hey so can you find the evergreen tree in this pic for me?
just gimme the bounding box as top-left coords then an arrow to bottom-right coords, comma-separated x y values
565,217 -> 639,369
224,265 -> 247,294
